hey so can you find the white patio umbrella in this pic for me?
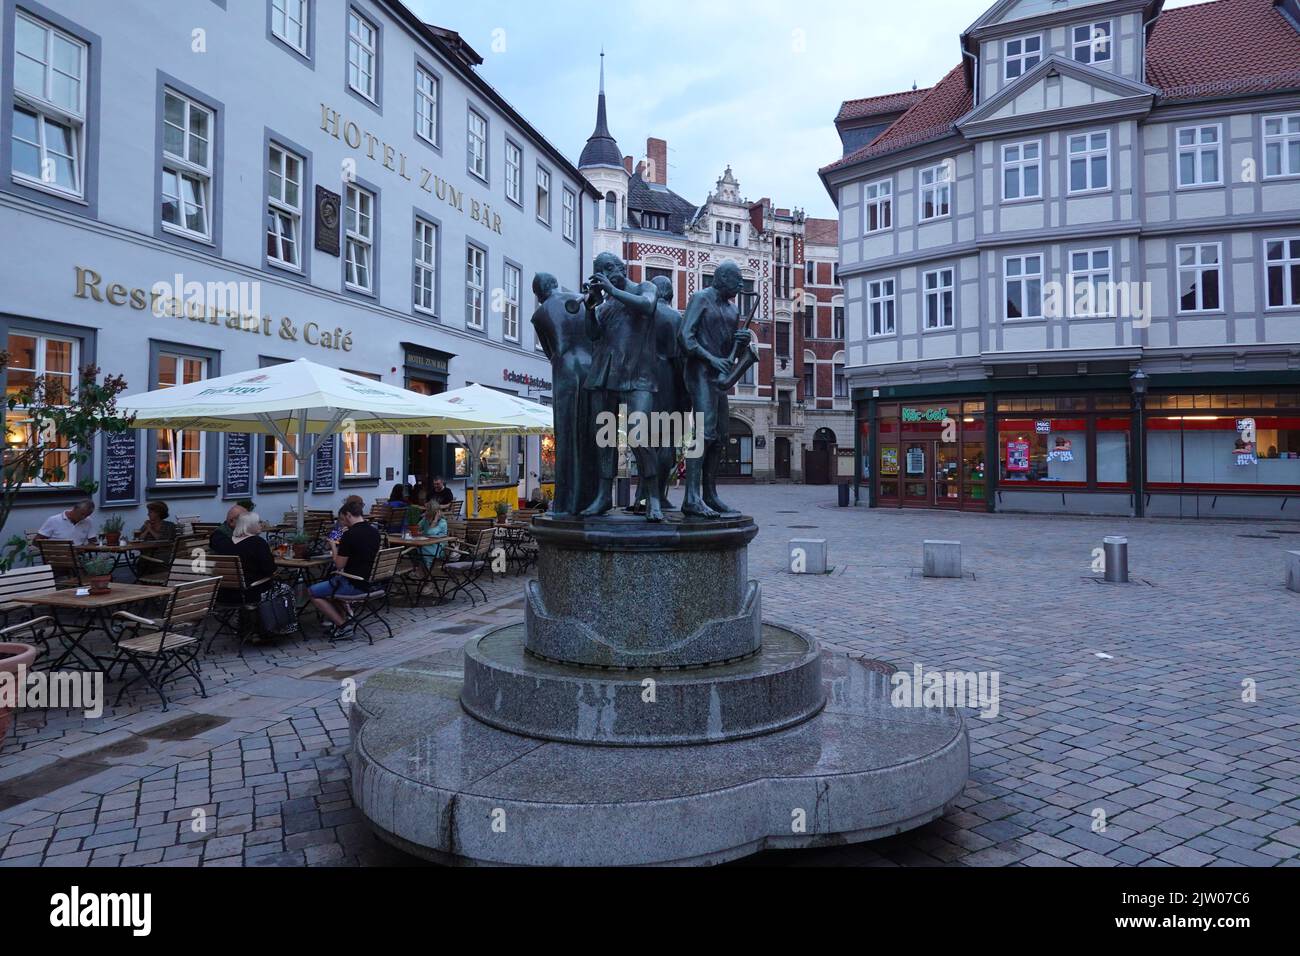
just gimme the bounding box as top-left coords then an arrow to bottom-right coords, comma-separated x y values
118,358 -> 480,533
419,384 -> 553,517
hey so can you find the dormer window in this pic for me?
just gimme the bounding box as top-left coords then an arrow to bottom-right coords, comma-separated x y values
1003,35 -> 1041,80
1072,22 -> 1112,65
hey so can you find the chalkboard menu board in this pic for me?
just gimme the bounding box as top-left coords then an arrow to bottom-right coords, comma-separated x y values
312,435 -> 336,494
223,433 -> 252,500
101,431 -> 139,506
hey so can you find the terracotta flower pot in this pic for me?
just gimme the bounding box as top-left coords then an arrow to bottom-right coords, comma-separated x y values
104,532 -> 121,546
0,642 -> 39,747
292,544 -> 309,559
88,574 -> 111,595
408,524 -> 421,537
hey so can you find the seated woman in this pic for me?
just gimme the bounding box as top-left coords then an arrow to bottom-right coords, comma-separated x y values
228,512 -> 277,600
417,503 -> 448,566
134,500 -> 177,580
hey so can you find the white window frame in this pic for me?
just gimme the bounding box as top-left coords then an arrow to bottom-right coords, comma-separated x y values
155,352 -> 207,484
1001,140 -> 1041,201
504,139 -> 522,206
536,166 -> 551,225
1265,237 -> 1300,310
1176,242 -> 1222,314
467,107 -> 487,182
11,11 -> 86,199
413,216 -> 437,316
865,178 -> 892,233
415,65 -> 439,147
344,182 -> 374,293
263,432 -> 298,480
1069,248 -> 1113,318
1003,35 -> 1041,80
868,279 -> 895,336
4,331 -> 79,488
1263,113 -> 1300,179
1177,124 -> 1222,188
342,430 -> 370,478
1071,21 -> 1112,65
347,10 -> 377,102
562,187 -> 576,242
466,243 -> 486,330
502,262 -> 521,342
1068,130 -> 1110,194
919,163 -> 951,222
1003,253 -> 1044,320
266,142 -> 303,271
160,89 -> 213,241
922,268 -> 955,330
270,0 -> 309,55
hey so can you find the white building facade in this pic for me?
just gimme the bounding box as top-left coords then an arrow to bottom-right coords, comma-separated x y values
0,0 -> 595,533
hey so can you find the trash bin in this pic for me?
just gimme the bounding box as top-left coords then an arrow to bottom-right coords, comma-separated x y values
837,483 -> 850,507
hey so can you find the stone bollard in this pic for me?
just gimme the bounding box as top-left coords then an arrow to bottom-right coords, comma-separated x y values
922,540 -> 961,578
1103,536 -> 1129,583
1287,551 -> 1300,593
789,538 -> 827,574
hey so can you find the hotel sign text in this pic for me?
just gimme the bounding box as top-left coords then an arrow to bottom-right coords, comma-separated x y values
320,103 -> 504,237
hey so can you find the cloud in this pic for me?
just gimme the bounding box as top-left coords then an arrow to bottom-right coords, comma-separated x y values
407,0 -> 1214,219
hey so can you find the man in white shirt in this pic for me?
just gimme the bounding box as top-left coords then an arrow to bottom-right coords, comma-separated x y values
34,498 -> 96,545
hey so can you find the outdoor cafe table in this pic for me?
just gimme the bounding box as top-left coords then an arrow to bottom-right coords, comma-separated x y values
274,555 -> 333,612
7,583 -> 177,671
393,535 -> 450,605
77,539 -> 167,580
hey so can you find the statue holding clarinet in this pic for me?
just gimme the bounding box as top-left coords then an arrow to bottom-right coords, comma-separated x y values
531,255 -> 756,522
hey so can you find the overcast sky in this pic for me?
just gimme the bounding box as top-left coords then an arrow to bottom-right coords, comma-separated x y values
406,0 -> 1205,220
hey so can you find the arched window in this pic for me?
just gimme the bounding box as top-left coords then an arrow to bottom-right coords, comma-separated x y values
813,427 -> 838,449
604,191 -> 617,229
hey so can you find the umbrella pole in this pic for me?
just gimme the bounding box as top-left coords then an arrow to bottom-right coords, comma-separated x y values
296,411 -> 308,535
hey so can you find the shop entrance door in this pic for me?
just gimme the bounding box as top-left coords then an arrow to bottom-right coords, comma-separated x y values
902,441 -> 929,503
934,441 -> 961,507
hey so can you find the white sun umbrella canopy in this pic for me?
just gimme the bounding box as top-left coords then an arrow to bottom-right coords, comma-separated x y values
119,358 -> 476,532
420,384 -> 553,517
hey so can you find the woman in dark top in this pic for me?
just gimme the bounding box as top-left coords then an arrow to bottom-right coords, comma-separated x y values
134,500 -> 177,579
229,512 -> 277,599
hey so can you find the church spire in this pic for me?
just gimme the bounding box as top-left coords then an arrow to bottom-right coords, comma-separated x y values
579,50 -> 623,170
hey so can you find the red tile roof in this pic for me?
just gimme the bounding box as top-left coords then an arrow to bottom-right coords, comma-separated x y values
803,217 -> 839,246
821,64 -> 971,173
835,88 -> 930,124
822,0 -> 1300,175
1146,0 -> 1300,101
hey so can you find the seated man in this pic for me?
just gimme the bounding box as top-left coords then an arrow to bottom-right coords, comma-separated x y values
308,500 -> 381,634
34,498 -> 95,545
428,476 -> 455,508
208,504 -> 246,555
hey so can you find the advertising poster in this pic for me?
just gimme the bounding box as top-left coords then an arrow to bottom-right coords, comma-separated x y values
906,445 -> 925,475
1006,439 -> 1030,472
880,447 -> 899,476
1047,437 -> 1073,463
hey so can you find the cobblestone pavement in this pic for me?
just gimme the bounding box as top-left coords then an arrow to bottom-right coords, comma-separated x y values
3,486 -> 1299,867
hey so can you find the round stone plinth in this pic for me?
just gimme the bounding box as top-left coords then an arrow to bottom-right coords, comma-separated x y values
349,646 -> 969,867
461,622 -> 824,746
526,512 -> 762,669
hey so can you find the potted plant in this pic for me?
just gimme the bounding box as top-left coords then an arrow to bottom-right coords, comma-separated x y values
81,555 -> 116,594
406,505 -> 423,537
0,641 -> 39,747
288,532 -> 312,559
494,500 -> 510,525
101,513 -> 125,546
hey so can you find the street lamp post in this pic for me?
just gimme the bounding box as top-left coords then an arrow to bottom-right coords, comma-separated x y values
1131,368 -> 1148,518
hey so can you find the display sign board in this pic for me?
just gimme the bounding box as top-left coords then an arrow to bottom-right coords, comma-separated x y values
880,448 -> 899,476
101,431 -> 139,506
906,445 -> 926,475
1006,439 -> 1030,472
223,433 -> 253,500
1035,419 -> 1052,434
312,434 -> 337,493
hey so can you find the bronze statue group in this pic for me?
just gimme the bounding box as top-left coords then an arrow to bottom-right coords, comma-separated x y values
531,253 -> 757,522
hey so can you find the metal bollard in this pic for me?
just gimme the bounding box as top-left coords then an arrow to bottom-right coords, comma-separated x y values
1103,535 -> 1129,583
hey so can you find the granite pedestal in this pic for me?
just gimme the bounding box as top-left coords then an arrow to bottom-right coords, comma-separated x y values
349,510 -> 969,865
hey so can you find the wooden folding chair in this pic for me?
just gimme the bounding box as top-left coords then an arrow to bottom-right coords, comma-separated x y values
109,577 -> 221,710
203,554 -> 274,652
326,546 -> 403,645
0,564 -> 58,658
35,540 -> 82,587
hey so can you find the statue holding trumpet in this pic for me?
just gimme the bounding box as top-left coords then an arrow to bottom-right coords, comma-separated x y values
678,259 -> 759,518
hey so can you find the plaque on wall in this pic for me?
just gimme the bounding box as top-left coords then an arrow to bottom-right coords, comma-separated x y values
314,185 -> 341,256
223,433 -> 253,500
312,435 -> 337,494
100,431 -> 139,507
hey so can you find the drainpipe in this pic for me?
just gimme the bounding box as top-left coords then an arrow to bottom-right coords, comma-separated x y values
962,47 -> 980,105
